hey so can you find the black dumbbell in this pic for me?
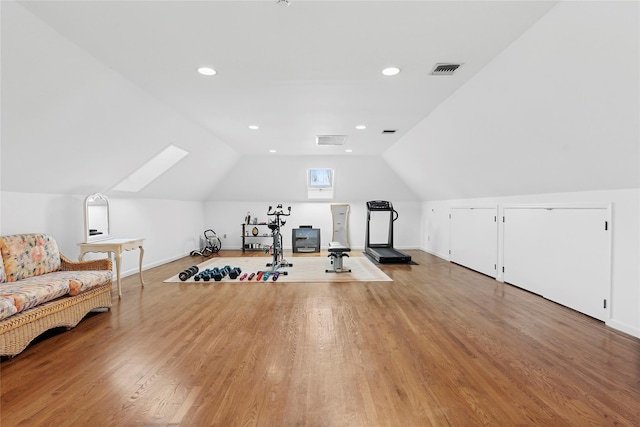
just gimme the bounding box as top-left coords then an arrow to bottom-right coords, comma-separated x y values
186,265 -> 199,280
213,266 -> 231,281
179,265 -> 199,281
207,268 -> 220,281
210,267 -> 223,281
229,267 -> 242,279
195,268 -> 213,281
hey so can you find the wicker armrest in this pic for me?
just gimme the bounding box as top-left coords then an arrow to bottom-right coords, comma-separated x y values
60,254 -> 112,271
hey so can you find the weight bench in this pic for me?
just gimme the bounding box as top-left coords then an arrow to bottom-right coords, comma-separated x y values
326,241 -> 351,273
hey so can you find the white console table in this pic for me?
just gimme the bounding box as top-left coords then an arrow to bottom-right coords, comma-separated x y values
78,238 -> 145,298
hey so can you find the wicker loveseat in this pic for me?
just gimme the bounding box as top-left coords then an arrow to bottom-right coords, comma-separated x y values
0,233 -> 113,357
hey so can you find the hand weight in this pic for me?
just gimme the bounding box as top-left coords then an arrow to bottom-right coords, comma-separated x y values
179,265 -> 199,281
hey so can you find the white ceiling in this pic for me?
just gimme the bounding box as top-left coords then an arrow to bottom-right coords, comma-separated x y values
14,0 -> 557,157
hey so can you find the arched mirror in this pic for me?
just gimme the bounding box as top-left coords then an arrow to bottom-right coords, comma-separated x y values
84,193 -> 111,242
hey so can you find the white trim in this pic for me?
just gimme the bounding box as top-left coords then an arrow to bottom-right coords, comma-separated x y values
449,205 -> 499,210
606,319 -> 640,339
501,203 -> 611,210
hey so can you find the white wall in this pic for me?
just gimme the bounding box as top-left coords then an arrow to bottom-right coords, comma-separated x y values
0,192 -> 86,256
208,155 -> 418,203
421,189 -> 640,339
205,200 -> 421,252
0,191 -> 205,277
204,155 -> 421,249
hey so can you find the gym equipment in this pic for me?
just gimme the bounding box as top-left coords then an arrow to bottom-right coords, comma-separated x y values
195,269 -> 206,281
263,271 -> 271,281
265,204 -> 293,273
248,272 -> 256,281
326,242 -> 351,273
179,266 -> 199,281
239,272 -> 248,281
190,229 -> 222,257
326,204 -> 352,273
211,266 -> 230,282
330,204 -> 350,247
364,200 -> 411,263
229,267 -> 242,279
196,267 -> 218,281
256,271 -> 264,281
272,271 -> 280,281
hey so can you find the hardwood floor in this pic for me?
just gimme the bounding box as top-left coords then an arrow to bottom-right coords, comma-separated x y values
1,250 -> 638,426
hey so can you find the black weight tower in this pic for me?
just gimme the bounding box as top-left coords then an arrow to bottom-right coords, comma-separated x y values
364,200 -> 411,264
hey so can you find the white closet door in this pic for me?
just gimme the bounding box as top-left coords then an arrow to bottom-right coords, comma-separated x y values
503,206 -> 610,321
502,208 -> 556,297
450,207 -> 498,278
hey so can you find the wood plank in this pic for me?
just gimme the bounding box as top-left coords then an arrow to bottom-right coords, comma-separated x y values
1,250 -> 638,426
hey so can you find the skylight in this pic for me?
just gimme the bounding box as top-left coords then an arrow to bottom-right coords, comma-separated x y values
307,168 -> 335,200
112,144 -> 189,192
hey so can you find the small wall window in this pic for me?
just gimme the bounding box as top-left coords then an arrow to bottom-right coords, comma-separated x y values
307,168 -> 334,199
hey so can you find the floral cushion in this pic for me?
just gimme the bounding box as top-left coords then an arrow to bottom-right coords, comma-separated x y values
0,255 -> 6,283
0,296 -> 17,321
0,277 -> 70,313
0,234 -> 61,282
51,271 -> 112,296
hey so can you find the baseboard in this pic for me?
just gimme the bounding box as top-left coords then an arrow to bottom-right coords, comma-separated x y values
420,247 -> 450,262
119,253 -> 186,278
606,319 -> 640,339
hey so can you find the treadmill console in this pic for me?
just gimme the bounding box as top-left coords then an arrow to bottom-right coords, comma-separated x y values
367,200 -> 393,211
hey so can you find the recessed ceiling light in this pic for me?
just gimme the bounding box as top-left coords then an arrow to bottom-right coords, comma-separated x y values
248,125 -> 259,130
269,149 -> 277,153
197,67 -> 216,76
355,125 -> 366,130
345,149 -> 353,153
382,67 -> 400,76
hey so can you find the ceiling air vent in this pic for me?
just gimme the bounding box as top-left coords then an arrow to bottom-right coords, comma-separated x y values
382,130 -> 397,134
430,63 -> 461,75
316,135 -> 347,146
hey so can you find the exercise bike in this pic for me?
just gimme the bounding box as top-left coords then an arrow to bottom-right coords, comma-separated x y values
265,204 -> 293,272
190,229 -> 221,257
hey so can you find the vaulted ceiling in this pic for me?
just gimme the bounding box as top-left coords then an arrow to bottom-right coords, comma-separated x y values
6,1 -> 635,202
10,0 -> 557,154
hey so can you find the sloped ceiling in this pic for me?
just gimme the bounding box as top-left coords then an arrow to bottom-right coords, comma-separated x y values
1,0 -> 563,201
384,1 -> 639,201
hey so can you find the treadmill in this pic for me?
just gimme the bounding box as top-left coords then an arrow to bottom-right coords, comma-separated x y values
364,200 -> 412,263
